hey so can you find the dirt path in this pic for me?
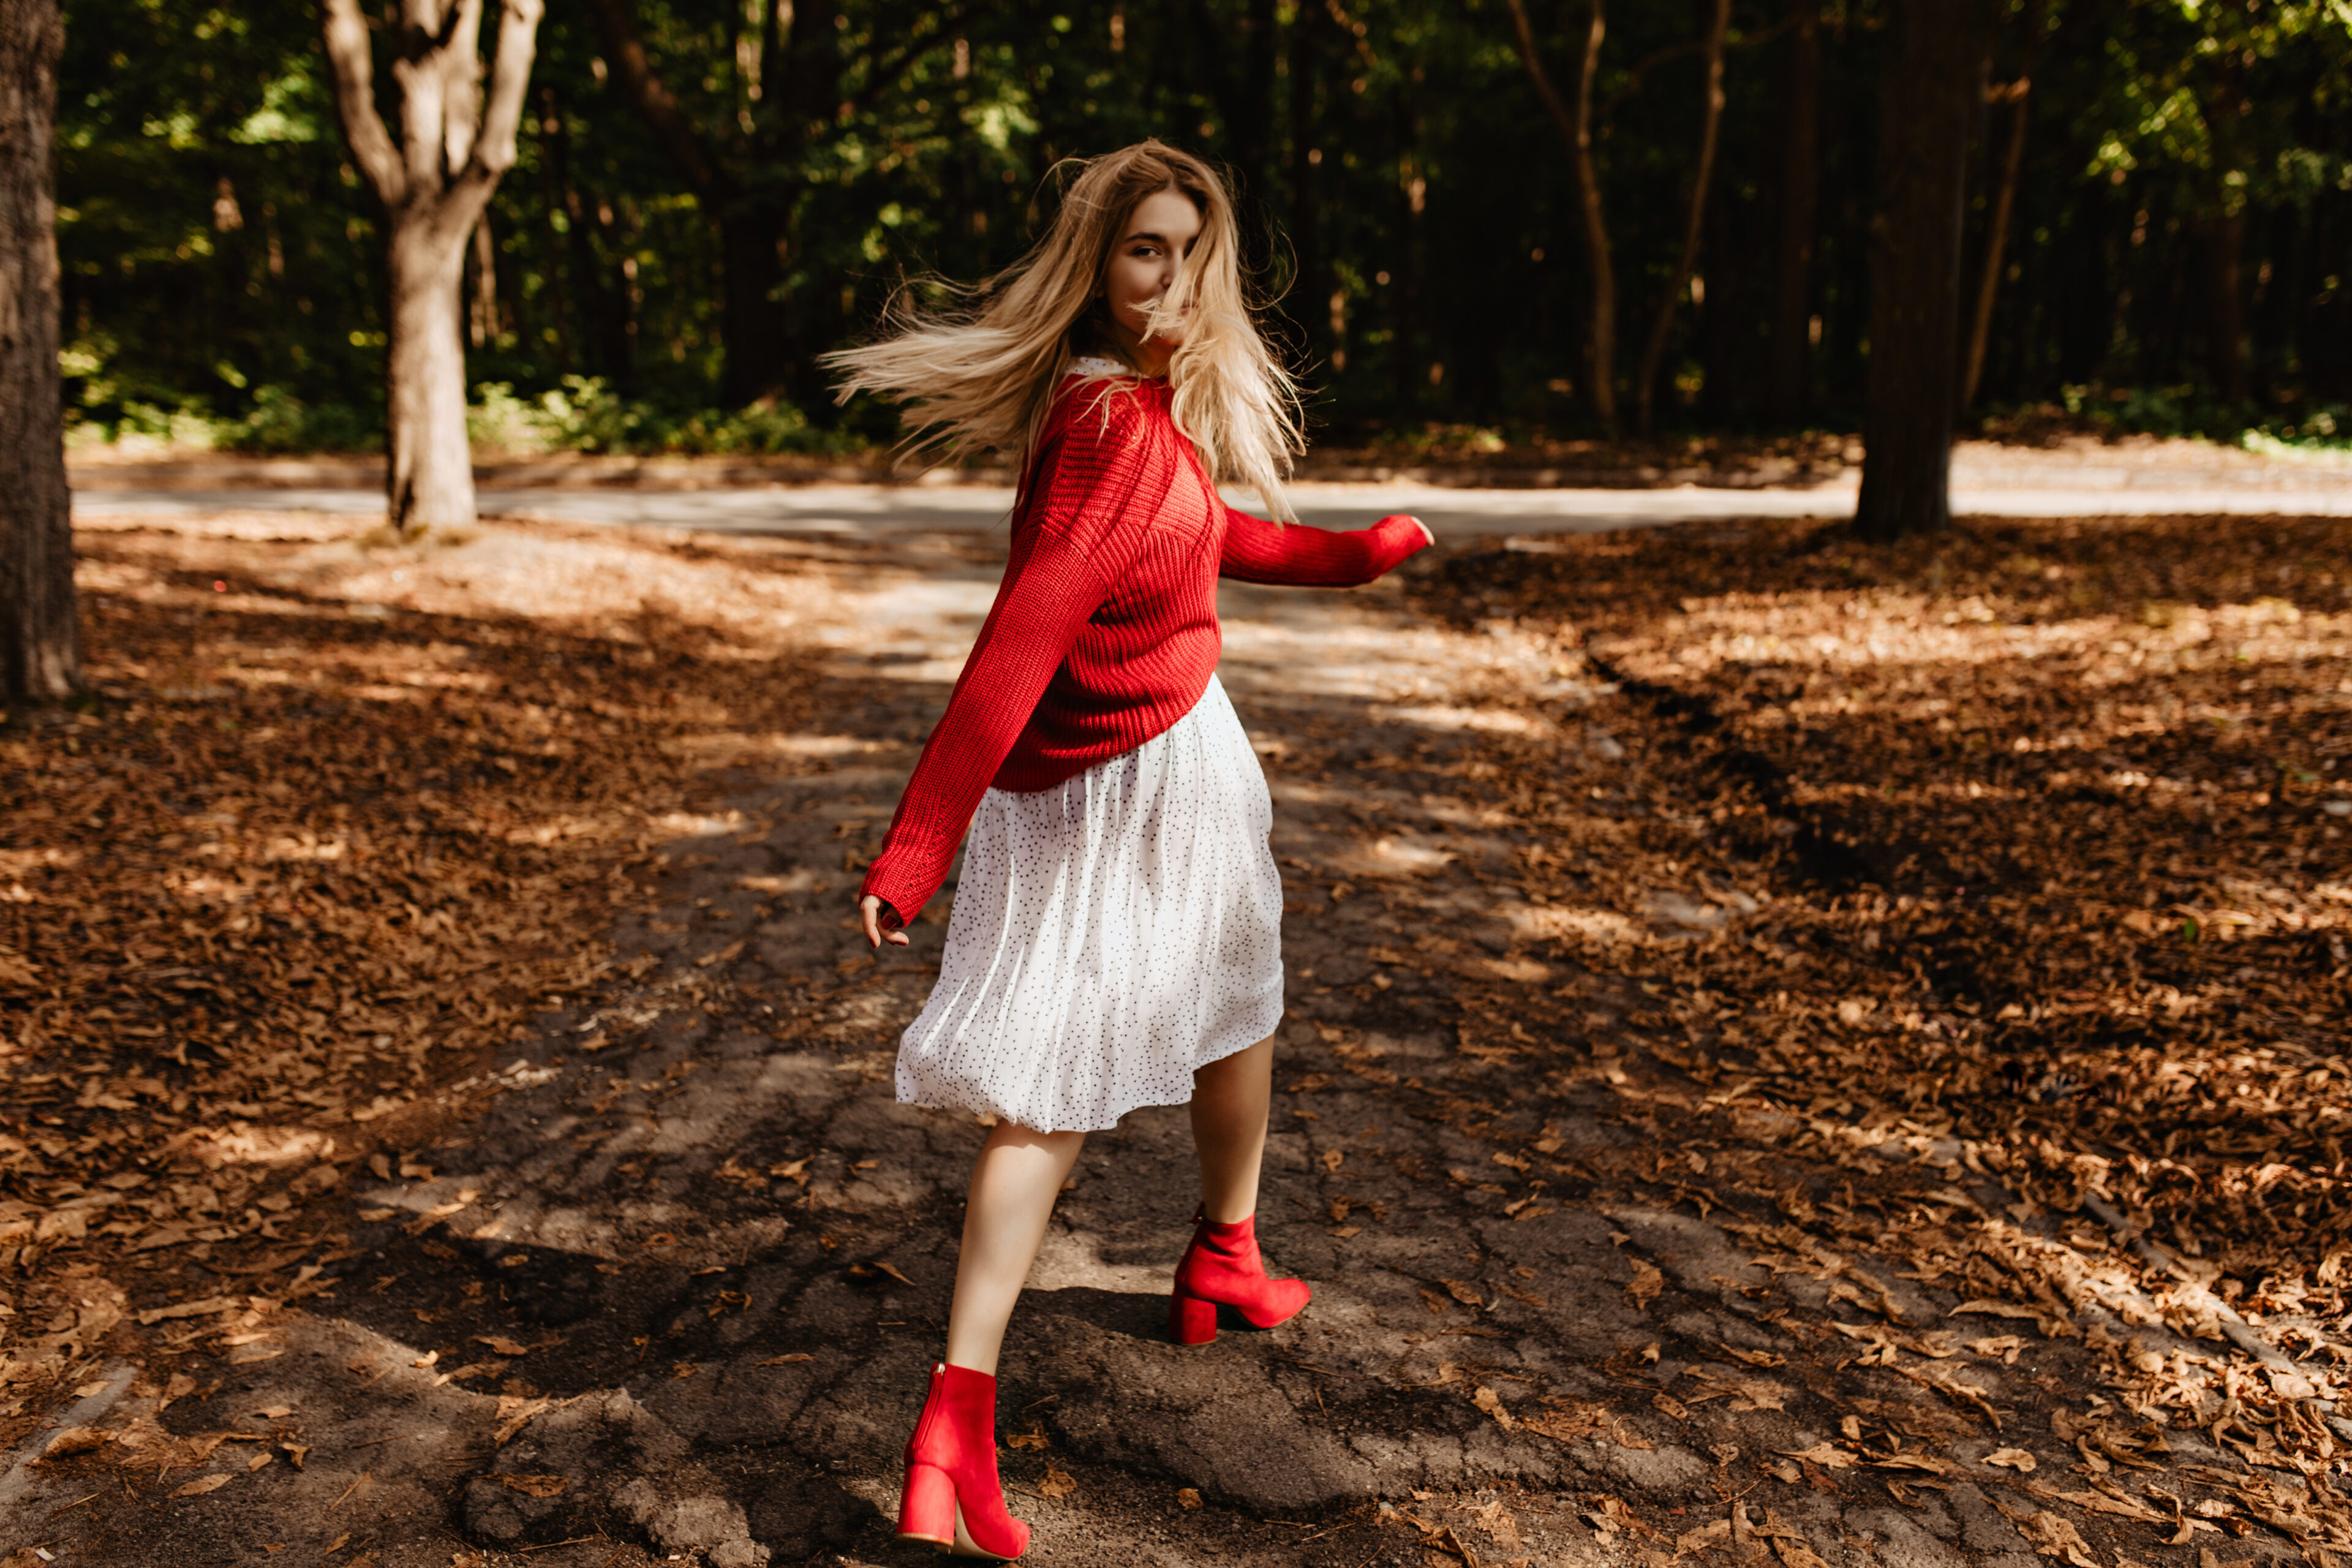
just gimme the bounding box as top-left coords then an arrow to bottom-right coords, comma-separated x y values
13,518 -> 2337,1568
66,433 -> 2352,542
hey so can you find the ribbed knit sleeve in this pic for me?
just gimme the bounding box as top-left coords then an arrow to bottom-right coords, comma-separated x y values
1218,507 -> 1430,586
859,389 -> 1155,924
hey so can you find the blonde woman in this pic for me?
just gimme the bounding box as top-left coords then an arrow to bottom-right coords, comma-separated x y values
826,140 -> 1430,1560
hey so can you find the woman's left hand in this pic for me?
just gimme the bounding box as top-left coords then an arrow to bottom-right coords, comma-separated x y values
861,894 -> 911,949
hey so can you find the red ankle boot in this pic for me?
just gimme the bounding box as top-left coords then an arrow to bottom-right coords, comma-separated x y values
897,1362 -> 1030,1560
1169,1209 -> 1312,1346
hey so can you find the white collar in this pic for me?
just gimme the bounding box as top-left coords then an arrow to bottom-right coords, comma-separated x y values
1067,355 -> 1131,378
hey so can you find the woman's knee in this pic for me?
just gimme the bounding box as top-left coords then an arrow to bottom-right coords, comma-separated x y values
1194,1036 -> 1275,1091
984,1121 -> 1087,1157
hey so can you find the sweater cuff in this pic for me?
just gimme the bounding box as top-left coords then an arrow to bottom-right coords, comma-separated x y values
1370,514 -> 1431,575
1381,513 -> 1431,551
860,853 -> 938,928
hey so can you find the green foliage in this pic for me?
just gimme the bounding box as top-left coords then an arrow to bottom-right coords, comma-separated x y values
52,0 -> 2352,448
466,379 -> 870,456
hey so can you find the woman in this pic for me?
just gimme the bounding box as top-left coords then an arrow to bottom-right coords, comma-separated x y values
824,140 -> 1430,1560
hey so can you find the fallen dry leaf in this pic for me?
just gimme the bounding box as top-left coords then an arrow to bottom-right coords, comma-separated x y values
1772,1537 -> 1831,1568
2029,1483 -> 2168,1523
42,1426 -> 111,1458
1626,1259 -> 1664,1311
1776,1442 -> 1858,1469
491,1472 -> 567,1498
2015,1509 -> 2099,1568
1472,1385 -> 1517,1429
136,1295 -> 240,1327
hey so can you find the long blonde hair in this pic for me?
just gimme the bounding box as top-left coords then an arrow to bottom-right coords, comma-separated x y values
823,140 -> 1305,521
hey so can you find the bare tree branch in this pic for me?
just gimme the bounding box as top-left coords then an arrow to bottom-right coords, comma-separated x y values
1961,76 -> 2028,410
1324,0 -> 1379,70
321,0 -> 407,206
1506,0 -> 1616,431
588,0 -> 738,203
1962,0 -> 2046,410
439,0 -> 486,173
845,1 -> 987,119
390,1 -> 454,203
1597,13 -> 1798,121
445,0 -> 545,233
1635,0 -> 1730,436
1503,0 -> 1578,149
1573,1 -> 1615,432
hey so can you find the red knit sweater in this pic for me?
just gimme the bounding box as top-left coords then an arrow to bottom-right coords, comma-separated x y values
859,372 -> 1428,924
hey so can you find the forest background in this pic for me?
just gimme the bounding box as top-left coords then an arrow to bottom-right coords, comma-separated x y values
60,0 -> 2352,462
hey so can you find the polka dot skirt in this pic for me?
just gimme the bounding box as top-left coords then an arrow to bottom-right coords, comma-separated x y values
895,675 -> 1285,1134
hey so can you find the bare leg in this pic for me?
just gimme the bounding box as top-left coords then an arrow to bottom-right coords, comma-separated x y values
941,1121 -> 1087,1377
1189,1035 -> 1275,1223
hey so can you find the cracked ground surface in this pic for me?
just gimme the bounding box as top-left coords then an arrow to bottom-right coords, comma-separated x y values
13,516 -> 2340,1568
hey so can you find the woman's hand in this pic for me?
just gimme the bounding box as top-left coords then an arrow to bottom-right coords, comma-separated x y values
861,894 -> 911,949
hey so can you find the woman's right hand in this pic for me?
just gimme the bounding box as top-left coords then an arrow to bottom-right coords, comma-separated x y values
861,894 -> 911,949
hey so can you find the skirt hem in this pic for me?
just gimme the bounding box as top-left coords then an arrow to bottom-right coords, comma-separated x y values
897,1002 -> 1284,1135
892,674 -> 1283,1135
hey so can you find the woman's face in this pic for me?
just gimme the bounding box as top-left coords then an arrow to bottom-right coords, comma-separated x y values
1099,187 -> 1204,369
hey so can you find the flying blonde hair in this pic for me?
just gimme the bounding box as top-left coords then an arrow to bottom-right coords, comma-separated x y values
823,140 -> 1305,522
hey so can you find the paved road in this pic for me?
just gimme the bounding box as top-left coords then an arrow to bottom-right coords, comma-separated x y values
71,471 -> 2352,540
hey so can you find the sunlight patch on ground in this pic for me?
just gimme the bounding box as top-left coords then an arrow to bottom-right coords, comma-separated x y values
1507,904 -> 1642,944
1026,1226 -> 1172,1297
1330,834 -> 1457,878
1373,703 -> 1550,735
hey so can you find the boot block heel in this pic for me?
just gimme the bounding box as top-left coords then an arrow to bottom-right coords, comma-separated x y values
898,1461 -> 957,1548
1170,1291 -> 1218,1346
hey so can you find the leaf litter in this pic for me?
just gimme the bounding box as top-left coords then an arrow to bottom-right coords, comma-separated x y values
0,513 -> 835,1449
12,505 -> 2352,1564
1394,512 -> 2352,1562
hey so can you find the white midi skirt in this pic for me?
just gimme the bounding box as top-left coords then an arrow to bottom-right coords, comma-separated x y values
895,675 -> 1285,1134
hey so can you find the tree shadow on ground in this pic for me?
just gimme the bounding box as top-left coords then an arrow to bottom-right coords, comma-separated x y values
17,513 -> 2350,1568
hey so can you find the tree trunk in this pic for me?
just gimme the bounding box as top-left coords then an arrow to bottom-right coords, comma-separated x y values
1572,3 -> 1616,433
1960,77 -> 2029,411
1237,0 -> 1276,205
386,219 -> 477,534
1504,0 -> 1616,432
1855,0 -> 1986,541
592,0 -> 793,405
1698,162 -> 1744,426
2200,56 -> 2250,410
468,210 -> 499,349
0,0 -> 76,703
2203,208 -> 2249,409
719,206 -> 790,407
1286,0 -> 1323,366
1633,0 -> 1730,437
322,0 -> 541,538
1766,0 -> 1819,425
532,88 -> 575,371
